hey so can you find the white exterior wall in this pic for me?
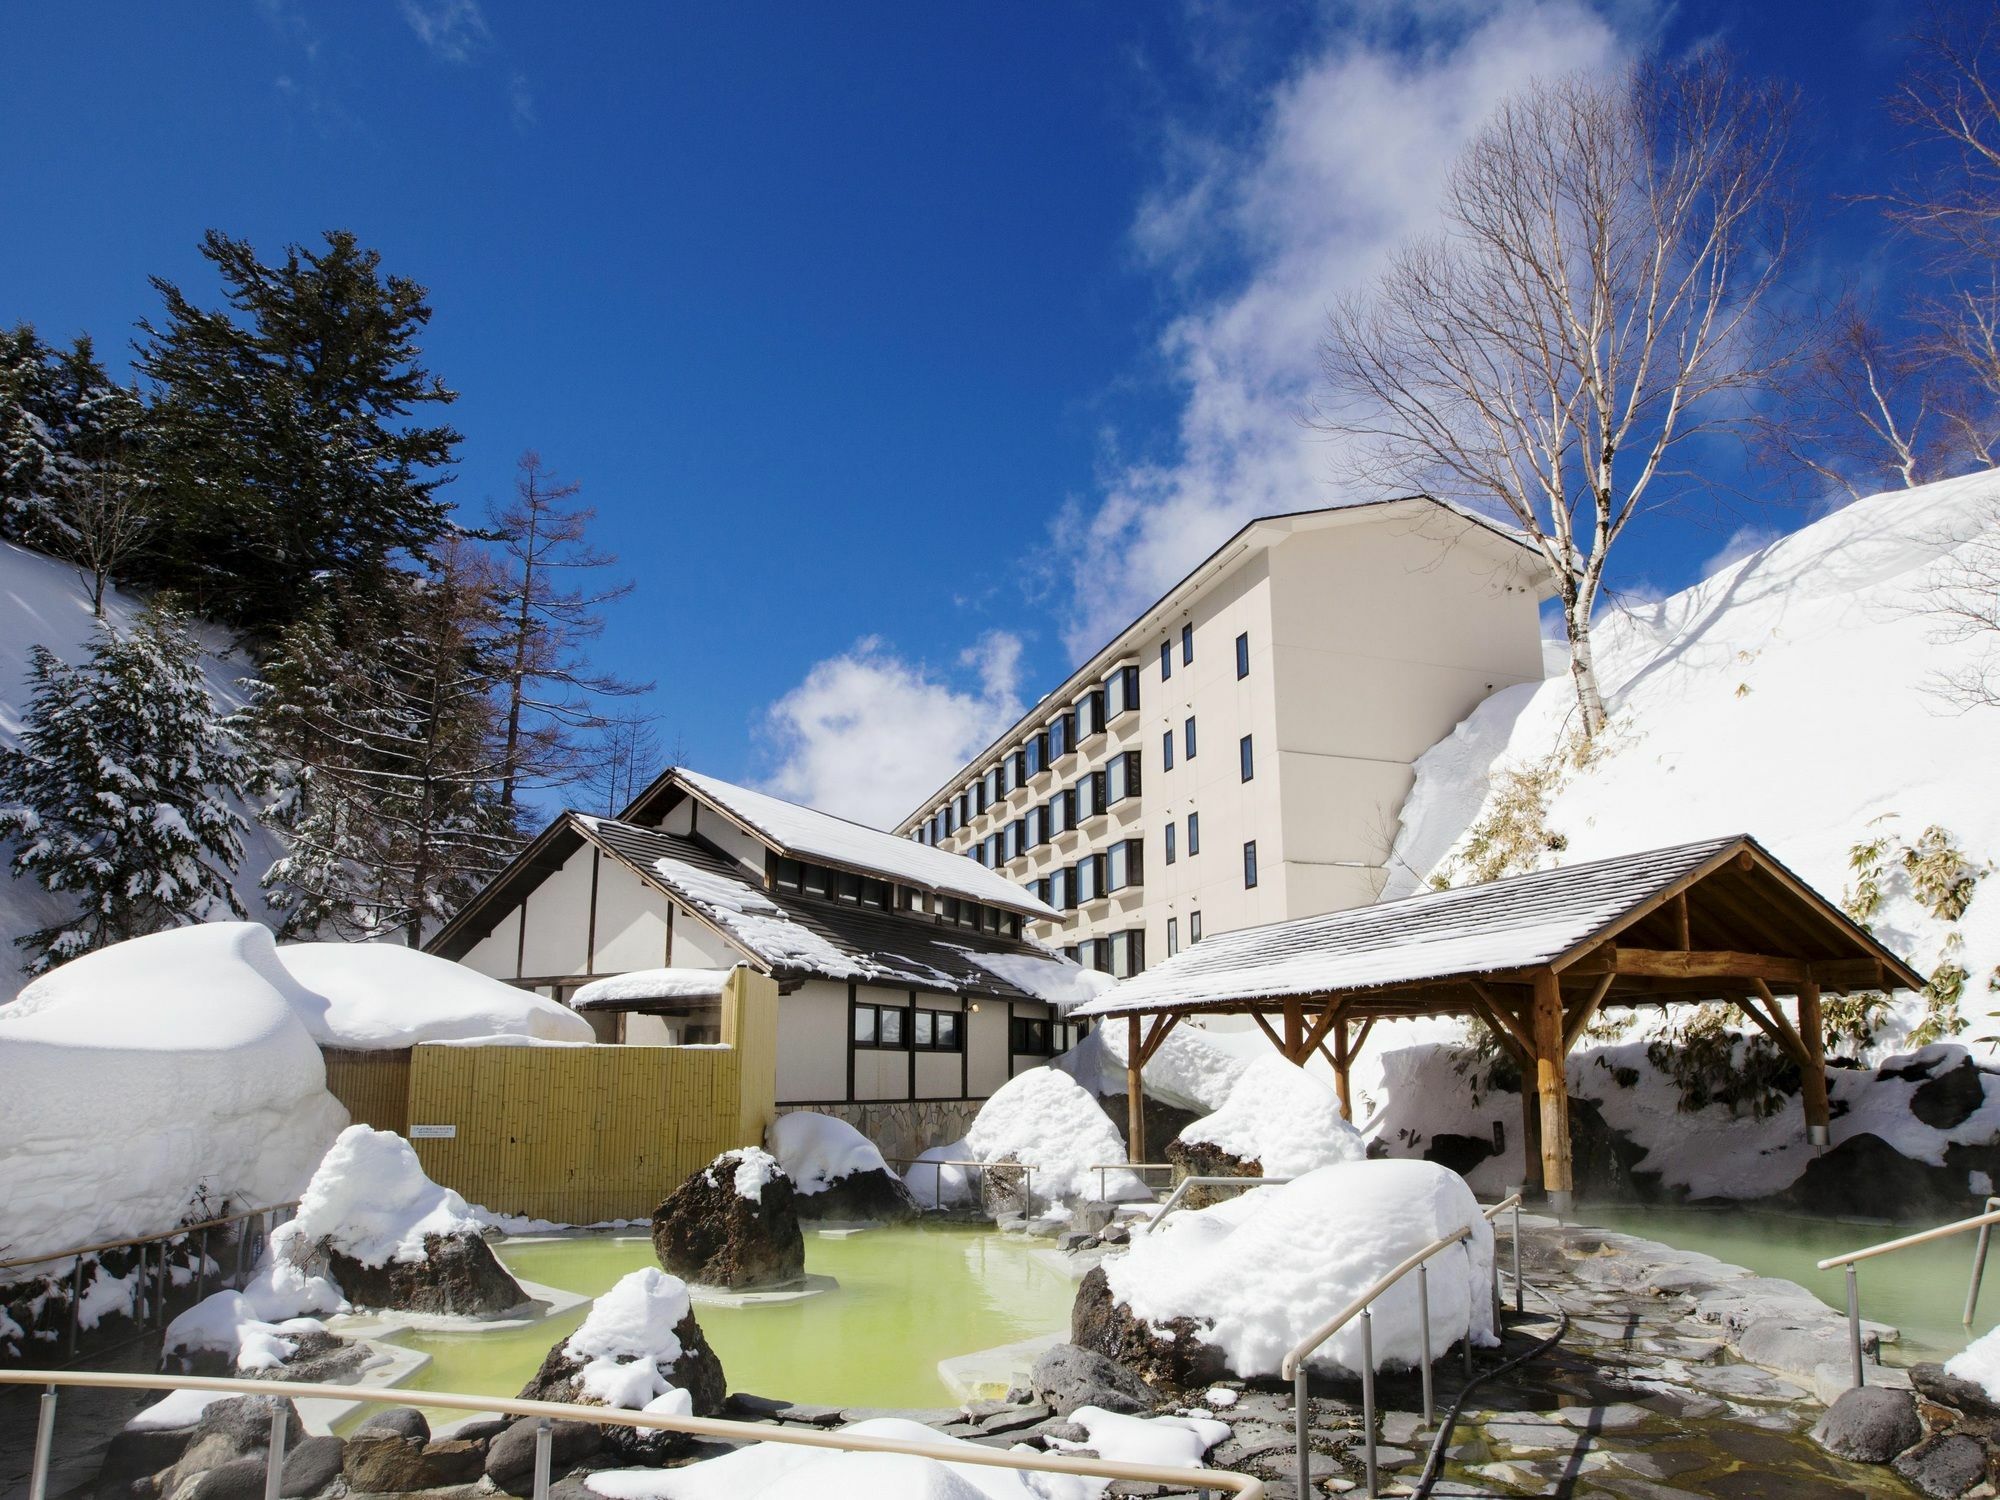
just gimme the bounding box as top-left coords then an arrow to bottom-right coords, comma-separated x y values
666,908 -> 739,970
967,1001 -> 1011,1096
461,907 -> 522,980
776,979 -> 850,1103
519,845 -> 593,979
594,857 -> 672,972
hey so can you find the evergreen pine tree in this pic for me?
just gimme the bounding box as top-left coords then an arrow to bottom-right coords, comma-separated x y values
0,605 -> 250,974
136,230 -> 461,632
0,327 -> 141,555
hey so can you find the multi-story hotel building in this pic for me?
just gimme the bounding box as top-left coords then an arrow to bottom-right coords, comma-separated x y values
895,499 -> 1554,975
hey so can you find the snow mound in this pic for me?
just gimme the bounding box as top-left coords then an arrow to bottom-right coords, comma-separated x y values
1178,1055 -> 1367,1176
563,1267 -> 696,1410
1055,1021 -> 1247,1114
275,942 -> 593,1049
0,922 -> 348,1263
1949,1322 -> 2000,1404
291,1124 -> 482,1267
964,1067 -> 1151,1204
902,1138 -> 977,1211
1105,1159 -> 1495,1378
584,1414 -> 1099,1499
766,1112 -> 889,1195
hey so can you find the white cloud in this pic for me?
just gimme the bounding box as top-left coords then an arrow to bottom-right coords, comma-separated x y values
1052,1 -> 1636,657
400,0 -> 490,62
758,633 -> 1026,828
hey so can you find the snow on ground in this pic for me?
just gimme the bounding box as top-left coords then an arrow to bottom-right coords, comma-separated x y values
1177,1055 -> 1367,1176
767,1112 -> 891,1194
290,1125 -> 482,1266
703,1148 -> 784,1204
1046,1406 -> 1229,1469
963,1068 -> 1152,1205
274,941 -> 593,1048
1054,1022 -> 1246,1114
1385,470 -> 2000,1052
1104,1159 -> 1495,1379
0,541 -> 289,996
563,1268 -> 698,1412
0,922 -> 348,1264
586,1413 -> 1118,1499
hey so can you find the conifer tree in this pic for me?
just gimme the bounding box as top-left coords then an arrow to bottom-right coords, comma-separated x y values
0,328 -> 144,557
136,230 -> 460,632
0,605 -> 250,974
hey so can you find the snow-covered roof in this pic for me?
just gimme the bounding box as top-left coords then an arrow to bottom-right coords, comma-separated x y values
571,967 -> 732,1011
1072,835 -> 1918,1018
667,768 -> 1056,920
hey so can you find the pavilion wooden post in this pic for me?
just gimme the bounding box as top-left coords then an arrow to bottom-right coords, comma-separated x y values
1530,968 -> 1574,1212
1331,1021 -> 1353,1121
1797,979 -> 1831,1147
1126,1014 -> 1145,1163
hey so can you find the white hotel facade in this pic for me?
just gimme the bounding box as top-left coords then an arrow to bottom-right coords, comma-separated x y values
896,499 -> 1555,975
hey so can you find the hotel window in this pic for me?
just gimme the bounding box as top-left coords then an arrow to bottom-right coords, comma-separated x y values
1161,728 -> 1174,771
1240,734 -> 1255,782
1077,689 -> 1106,740
1026,804 -> 1046,846
1013,1016 -> 1056,1054
1004,821 -> 1021,860
1075,772 -> 1101,823
1187,810 -> 1200,854
1026,731 -> 1047,776
853,1003 -> 909,1049
1167,917 -> 1179,956
1046,792 -> 1068,839
1184,716 -> 1198,759
1032,877 -> 1051,907
1010,748 -> 1028,787
1107,838 -> 1144,892
970,846 -> 987,867
1106,751 -> 1141,803
1165,823 -> 1177,865
1160,640 -> 1172,680
1074,854 -> 1102,904
957,790 -> 971,826
912,1009 -> 963,1052
1107,664 -> 1141,718
985,832 -> 1003,865
1190,910 -> 1203,943
1236,632 -> 1250,679
1048,710 -> 1075,761
982,766 -> 1000,807
1049,866 -> 1072,910
1182,622 -> 1193,665
1110,928 -> 1146,978
1243,839 -> 1259,889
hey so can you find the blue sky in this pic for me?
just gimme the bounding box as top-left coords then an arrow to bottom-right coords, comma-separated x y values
0,0 -> 1935,825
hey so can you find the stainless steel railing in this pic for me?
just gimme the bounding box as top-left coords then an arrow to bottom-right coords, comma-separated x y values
1137,1175 -> 1297,1234
0,1368 -> 1265,1500
1817,1195 -> 2000,1389
884,1156 -> 1038,1208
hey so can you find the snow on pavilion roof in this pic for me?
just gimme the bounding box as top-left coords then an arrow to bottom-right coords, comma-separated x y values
670,768 -> 1057,921
1071,835 -> 1902,1018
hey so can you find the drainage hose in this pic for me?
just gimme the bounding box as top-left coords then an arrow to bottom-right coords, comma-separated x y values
1410,1275 -> 1570,1500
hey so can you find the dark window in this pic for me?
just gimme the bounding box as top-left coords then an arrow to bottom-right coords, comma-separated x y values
837,871 -> 862,903
803,864 -> 831,898
1162,728 -> 1174,771
852,1006 -> 877,1045
878,1006 -> 906,1047
1243,840 -> 1259,889
1188,811 -> 1200,854
1167,917 -> 1179,956
1236,631 -> 1250,679
1240,735 -> 1254,782
1165,823 -> 1177,865
1013,1016 -> 1055,1055
1108,664 -> 1140,717
1108,838 -> 1143,891
1111,928 -> 1146,978
1107,751 -> 1140,803
1191,910 -> 1203,943
1160,640 -> 1172,680
912,1009 -> 964,1051
1182,622 -> 1193,664
1184,716 -> 1197,759
775,856 -> 804,891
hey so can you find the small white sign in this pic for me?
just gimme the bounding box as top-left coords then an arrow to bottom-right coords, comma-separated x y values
409,1124 -> 457,1139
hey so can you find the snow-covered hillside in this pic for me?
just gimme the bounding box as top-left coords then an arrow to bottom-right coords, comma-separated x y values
0,541 -> 287,996
1387,470 -> 2000,1054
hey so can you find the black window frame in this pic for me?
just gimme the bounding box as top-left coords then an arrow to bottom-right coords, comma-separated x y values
1184,715 -> 1197,759
1165,822 -> 1177,865
1188,810 -> 1200,855
1240,734 -> 1254,782
912,1007 -> 964,1052
1162,728 -> 1174,771
1236,631 -> 1250,679
1012,1016 -> 1056,1056
1191,910 -> 1203,942
1166,917 -> 1179,956
1182,622 -> 1193,664
1160,640 -> 1172,680
1243,839 -> 1259,889
854,1001 -> 912,1050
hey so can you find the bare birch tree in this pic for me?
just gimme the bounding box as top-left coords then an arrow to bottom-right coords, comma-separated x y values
1759,302 -> 1939,500
1317,57 -> 1797,738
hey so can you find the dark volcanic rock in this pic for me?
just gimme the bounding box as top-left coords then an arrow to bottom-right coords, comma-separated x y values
161,1397 -> 307,1497
1070,1263 -> 1226,1393
340,1432 -> 435,1494
185,1456 -> 271,1500
1164,1136 -> 1260,1210
978,1153 -> 1046,1219
1096,1093 -> 1203,1161
484,1417 -> 603,1496
517,1285 -> 726,1461
1030,1341 -> 1158,1418
795,1166 -> 917,1223
1914,1362 -> 2000,1420
278,1434 -> 344,1499
1893,1432 -> 1989,1497
1423,1132 -> 1498,1178
1810,1385 -> 1922,1464
1913,1058 -> 1990,1130
651,1150 -> 805,1289
101,1424 -> 199,1487
329,1230 -> 527,1315
1788,1133 -> 1971,1219
352,1407 -> 429,1443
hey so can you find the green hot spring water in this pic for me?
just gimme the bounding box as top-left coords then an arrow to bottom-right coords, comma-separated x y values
378,1224 -> 1073,1419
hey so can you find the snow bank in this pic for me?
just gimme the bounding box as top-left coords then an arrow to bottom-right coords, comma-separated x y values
902,1139 -> 978,1210
291,1125 -> 482,1266
1386,469 -> 2000,1054
274,942 -> 592,1048
1055,1021 -> 1246,1114
1104,1159 -> 1494,1378
1048,1407 -> 1228,1469
703,1148 -> 783,1204
584,1414 -> 1099,1499
964,1067 -> 1151,1204
0,922 -> 348,1263
563,1268 -> 697,1410
1178,1055 -> 1367,1176
767,1112 -> 890,1195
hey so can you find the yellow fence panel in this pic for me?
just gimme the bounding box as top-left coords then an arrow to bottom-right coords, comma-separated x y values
321,1048 -> 412,1135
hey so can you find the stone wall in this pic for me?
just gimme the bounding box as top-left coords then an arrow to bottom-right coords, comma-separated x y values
774,1100 -> 983,1163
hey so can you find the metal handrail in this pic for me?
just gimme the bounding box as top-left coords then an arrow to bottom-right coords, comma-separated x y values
0,1202 -> 301,1360
1138,1175 -> 1296,1235
1090,1161 -> 1176,1201
0,1367 -> 1264,1500
1816,1196 -> 2000,1390
1279,1194 -> 1524,1500
884,1157 -> 1037,1211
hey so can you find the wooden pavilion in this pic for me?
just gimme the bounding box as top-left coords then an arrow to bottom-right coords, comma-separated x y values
1068,835 -> 1925,1210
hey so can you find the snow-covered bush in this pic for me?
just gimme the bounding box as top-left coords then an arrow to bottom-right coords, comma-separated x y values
963,1067 -> 1150,1205
1102,1159 -> 1495,1379
765,1112 -> 889,1194
0,922 -> 347,1263
1176,1055 -> 1367,1176
274,942 -> 593,1048
290,1124 -> 483,1266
